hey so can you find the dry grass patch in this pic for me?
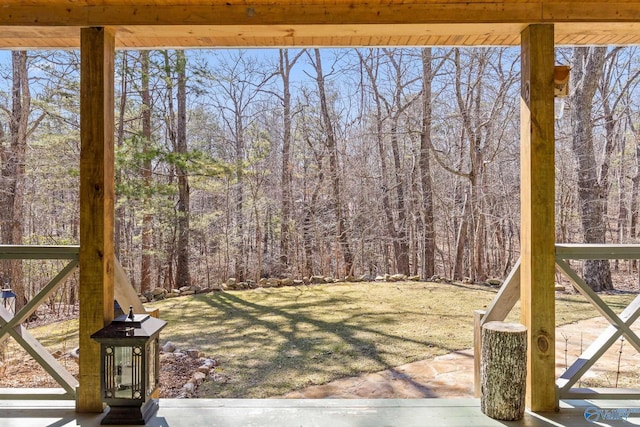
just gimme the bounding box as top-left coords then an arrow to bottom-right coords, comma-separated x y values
150,282 -> 634,398
7,281 -> 635,398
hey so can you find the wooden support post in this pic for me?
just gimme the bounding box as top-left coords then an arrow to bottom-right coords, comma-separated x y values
520,24 -> 557,412
78,27 -> 115,413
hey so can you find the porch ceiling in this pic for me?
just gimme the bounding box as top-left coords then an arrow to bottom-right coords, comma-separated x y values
2,1 -> 640,48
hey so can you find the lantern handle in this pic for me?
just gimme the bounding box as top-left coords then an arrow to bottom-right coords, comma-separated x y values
128,305 -> 135,320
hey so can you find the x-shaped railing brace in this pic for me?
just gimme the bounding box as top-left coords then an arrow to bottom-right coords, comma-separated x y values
555,258 -> 640,393
0,260 -> 80,395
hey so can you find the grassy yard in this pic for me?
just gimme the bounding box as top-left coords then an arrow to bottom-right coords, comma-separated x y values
26,281 -> 636,398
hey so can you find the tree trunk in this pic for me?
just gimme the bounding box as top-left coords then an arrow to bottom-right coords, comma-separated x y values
389,118 -> 410,275
631,140 -> 640,239
140,50 -> 153,295
358,50 -> 400,274
0,51 -> 30,310
301,133 -> 324,277
279,50 -> 293,271
420,47 -> 436,279
175,50 -> 191,288
480,321 -> 527,421
453,190 -> 470,280
312,49 -> 353,277
278,49 -> 303,272
570,47 -> 613,291
114,51 -> 128,261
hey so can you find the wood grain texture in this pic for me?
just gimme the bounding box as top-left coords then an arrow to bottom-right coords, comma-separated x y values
480,321 -> 527,421
3,3 -> 640,48
520,24 -> 556,412
78,26 -> 115,413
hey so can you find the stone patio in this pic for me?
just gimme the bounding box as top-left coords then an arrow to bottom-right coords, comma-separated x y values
283,316 -> 640,399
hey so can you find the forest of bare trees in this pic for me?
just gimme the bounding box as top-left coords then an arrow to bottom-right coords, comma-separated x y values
1,46 -> 640,308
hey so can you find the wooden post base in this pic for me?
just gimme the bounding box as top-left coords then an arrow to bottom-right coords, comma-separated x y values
481,321 -> 527,421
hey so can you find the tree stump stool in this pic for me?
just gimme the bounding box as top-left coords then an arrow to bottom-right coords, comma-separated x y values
480,321 -> 527,421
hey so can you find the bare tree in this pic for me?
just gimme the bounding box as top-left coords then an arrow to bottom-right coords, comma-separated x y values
277,49 -> 305,271
139,50 -> 154,294
310,49 -> 354,276
569,46 -> 613,291
0,51 -> 44,310
420,47 -> 436,278
175,50 -> 191,288
429,48 -> 518,280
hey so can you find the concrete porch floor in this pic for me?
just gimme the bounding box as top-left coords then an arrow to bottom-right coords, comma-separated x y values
1,399 -> 640,427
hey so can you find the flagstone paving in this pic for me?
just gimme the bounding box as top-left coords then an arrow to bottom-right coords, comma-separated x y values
283,316 -> 640,399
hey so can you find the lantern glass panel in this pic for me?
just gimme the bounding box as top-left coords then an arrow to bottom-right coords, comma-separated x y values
113,346 -> 144,399
114,347 -> 133,398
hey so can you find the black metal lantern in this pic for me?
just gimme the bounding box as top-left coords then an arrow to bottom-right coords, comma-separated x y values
91,307 -> 167,425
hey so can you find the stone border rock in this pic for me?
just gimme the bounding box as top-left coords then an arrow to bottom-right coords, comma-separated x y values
141,274 -> 427,302
160,341 -> 219,398
140,273 -> 526,303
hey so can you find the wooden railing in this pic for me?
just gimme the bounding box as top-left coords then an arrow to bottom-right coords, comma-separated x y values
0,245 -> 145,400
473,244 -> 640,401
554,245 -> 640,399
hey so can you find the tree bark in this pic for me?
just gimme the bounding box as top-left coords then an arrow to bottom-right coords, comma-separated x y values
279,49 -> 293,271
278,49 -> 303,271
631,140 -> 640,239
0,51 -> 30,310
358,50 -> 399,274
420,47 -> 436,279
175,50 -> 191,288
389,118 -> 410,275
453,190 -> 470,280
114,51 -> 128,261
570,47 -> 613,291
140,50 -> 153,295
312,49 -> 354,276
481,321 -> 527,421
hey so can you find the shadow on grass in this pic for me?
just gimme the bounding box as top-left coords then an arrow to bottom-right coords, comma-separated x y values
161,288 -> 465,398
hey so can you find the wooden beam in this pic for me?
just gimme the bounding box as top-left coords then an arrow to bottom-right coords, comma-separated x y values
114,259 -> 146,315
520,24 -> 556,412
555,243 -> 640,259
78,26 -> 115,413
0,3 -> 543,27
543,2 -> 640,22
4,1 -> 640,28
4,2 -> 640,49
2,1 -> 640,28
481,259 -> 521,324
0,245 -> 79,260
